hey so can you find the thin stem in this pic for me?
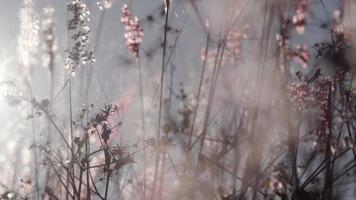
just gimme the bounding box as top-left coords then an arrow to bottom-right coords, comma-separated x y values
151,5 -> 170,200
137,57 -> 147,198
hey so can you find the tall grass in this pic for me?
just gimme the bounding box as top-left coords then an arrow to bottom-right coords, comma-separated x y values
1,0 -> 356,199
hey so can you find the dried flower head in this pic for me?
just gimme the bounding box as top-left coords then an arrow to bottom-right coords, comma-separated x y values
121,4 -> 144,59
288,81 -> 314,111
65,0 -> 95,74
145,136 -> 174,153
226,24 -> 249,61
292,0 -> 308,34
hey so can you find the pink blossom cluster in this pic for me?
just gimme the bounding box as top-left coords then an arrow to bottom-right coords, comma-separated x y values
289,81 -> 314,111
121,4 -> 144,58
287,44 -> 309,68
289,76 -> 335,111
277,0 -> 309,48
289,77 -> 345,155
226,24 -> 249,60
292,0 -> 308,34
313,78 -> 335,136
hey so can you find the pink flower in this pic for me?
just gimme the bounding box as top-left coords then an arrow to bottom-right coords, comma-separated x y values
289,81 -> 314,111
292,0 -> 308,34
121,4 -> 144,58
226,24 -> 249,60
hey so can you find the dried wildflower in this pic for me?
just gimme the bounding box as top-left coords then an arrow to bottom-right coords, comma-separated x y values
314,31 -> 350,59
292,0 -> 308,34
288,81 -> 314,111
101,123 -> 111,141
113,155 -> 135,171
17,0 -> 39,69
290,73 -> 335,110
65,0 -> 95,74
97,165 -> 111,177
314,77 -> 334,136
121,4 -> 144,58
111,145 -> 126,157
145,137 -> 156,146
290,74 -> 337,144
145,136 -> 174,153
90,104 -> 118,127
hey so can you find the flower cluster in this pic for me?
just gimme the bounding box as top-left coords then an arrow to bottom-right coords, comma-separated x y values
65,0 -> 95,74
145,136 -> 174,153
287,44 -> 309,68
289,71 -> 336,112
289,75 -> 341,156
292,0 -> 308,34
89,105 -> 118,127
121,4 -> 144,59
96,146 -> 134,176
226,24 -> 249,61
289,81 -> 314,111
277,0 -> 309,48
313,78 -> 335,136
